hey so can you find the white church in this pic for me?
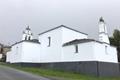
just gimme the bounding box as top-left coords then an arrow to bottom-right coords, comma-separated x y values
6,17 -> 119,76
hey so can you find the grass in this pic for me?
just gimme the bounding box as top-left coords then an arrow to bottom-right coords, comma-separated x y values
0,62 -> 120,80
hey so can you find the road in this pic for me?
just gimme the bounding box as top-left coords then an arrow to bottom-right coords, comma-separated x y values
0,65 -> 51,80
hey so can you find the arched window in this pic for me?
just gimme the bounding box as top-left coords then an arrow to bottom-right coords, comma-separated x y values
28,36 -> 31,40
25,36 -> 27,40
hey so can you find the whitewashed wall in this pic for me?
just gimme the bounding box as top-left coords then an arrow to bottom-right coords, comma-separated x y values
62,42 -> 118,63
99,33 -> 110,44
62,27 -> 88,44
6,41 -> 41,63
21,42 -> 41,63
0,54 -> 2,59
38,27 -> 87,63
39,28 -> 62,62
93,42 -> 118,63
62,42 -> 95,62
6,43 -> 23,63
6,51 -> 11,62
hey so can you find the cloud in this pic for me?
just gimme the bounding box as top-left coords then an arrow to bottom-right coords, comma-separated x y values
0,0 -> 119,45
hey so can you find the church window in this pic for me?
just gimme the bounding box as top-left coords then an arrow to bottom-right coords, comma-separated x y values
25,36 -> 27,40
75,45 -> 78,53
28,36 -> 31,40
16,46 -> 18,54
48,37 -> 51,47
105,46 -> 108,55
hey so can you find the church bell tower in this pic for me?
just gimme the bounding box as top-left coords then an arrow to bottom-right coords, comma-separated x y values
22,26 -> 33,40
99,17 -> 110,44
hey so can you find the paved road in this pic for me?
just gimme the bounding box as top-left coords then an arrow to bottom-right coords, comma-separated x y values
0,65 -> 51,80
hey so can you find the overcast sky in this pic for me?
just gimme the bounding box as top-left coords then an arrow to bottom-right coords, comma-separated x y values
0,0 -> 120,45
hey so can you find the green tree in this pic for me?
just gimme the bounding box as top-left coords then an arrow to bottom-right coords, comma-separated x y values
109,29 -> 120,62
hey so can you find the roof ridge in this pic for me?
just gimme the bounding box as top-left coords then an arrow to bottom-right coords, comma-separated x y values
38,25 -> 88,35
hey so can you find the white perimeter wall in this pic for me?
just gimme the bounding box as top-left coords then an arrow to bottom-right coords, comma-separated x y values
21,42 -> 41,63
62,42 -> 118,63
93,42 -> 118,63
62,42 -> 95,62
6,43 -> 22,63
6,42 -> 41,63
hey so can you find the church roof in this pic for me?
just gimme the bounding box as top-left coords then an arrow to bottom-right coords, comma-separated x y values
38,25 -> 88,35
63,39 -> 115,47
62,38 -> 110,47
12,39 -> 40,46
63,39 -> 95,46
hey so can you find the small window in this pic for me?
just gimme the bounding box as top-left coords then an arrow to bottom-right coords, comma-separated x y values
105,46 -> 108,55
75,45 -> 78,53
25,36 -> 27,40
28,36 -> 31,40
16,46 -> 18,54
48,37 -> 51,47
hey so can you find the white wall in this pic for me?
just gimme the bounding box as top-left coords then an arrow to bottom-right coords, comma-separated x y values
62,42 -> 95,62
39,27 -> 63,62
99,33 -> 110,44
0,54 -> 2,59
6,51 -> 11,62
62,42 -> 118,63
93,42 -> 118,63
62,27 -> 88,44
6,43 -> 23,63
6,41 -> 41,63
21,42 -> 41,63
38,27 -> 87,63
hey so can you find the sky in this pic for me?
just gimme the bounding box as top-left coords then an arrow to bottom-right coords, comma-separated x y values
0,0 -> 120,45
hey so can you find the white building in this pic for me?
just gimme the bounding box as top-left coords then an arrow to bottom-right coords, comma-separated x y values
6,17 -> 118,63
7,27 -> 40,63
0,54 -> 2,59
0,44 -> 3,59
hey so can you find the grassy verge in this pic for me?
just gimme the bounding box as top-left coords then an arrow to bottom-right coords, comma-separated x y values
0,62 -> 120,80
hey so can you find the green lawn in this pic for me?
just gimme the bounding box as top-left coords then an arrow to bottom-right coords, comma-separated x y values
0,62 -> 120,80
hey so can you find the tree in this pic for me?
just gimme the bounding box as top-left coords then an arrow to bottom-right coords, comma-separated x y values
109,29 -> 120,62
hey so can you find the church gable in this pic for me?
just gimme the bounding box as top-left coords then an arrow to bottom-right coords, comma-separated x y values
38,25 -> 88,36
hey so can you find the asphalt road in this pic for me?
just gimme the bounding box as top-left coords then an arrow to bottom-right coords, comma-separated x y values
0,65 -> 51,80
